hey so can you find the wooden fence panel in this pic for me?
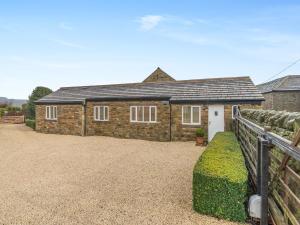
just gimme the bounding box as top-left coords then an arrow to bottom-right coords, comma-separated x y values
234,108 -> 300,225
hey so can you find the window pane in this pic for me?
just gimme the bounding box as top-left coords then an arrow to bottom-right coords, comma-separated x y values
150,107 -> 156,122
131,107 -> 136,121
137,106 -> 143,121
46,107 -> 49,119
50,106 -> 54,119
192,107 -> 200,124
104,106 -> 109,120
183,106 -> 191,124
54,107 -> 57,119
94,107 -> 98,120
144,106 -> 149,122
100,106 -> 104,121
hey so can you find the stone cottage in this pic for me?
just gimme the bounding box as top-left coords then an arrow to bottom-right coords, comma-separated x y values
257,75 -> 300,112
35,68 -> 264,141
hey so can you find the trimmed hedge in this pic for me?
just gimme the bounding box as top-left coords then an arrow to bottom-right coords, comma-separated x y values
25,119 -> 36,130
193,132 -> 248,222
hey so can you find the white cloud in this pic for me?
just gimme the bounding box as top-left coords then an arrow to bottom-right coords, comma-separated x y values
139,15 -> 164,31
50,39 -> 86,49
59,22 -> 73,30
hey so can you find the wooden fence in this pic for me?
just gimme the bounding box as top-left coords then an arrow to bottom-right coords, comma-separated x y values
233,106 -> 300,225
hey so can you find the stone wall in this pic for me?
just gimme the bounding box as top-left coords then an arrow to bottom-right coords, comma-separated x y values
241,109 -> 300,140
0,115 -> 25,124
170,104 -> 207,141
272,91 -> 300,112
36,104 -> 83,136
85,101 -> 171,141
262,91 -> 300,112
171,103 -> 261,141
261,92 -> 273,110
35,102 -> 262,142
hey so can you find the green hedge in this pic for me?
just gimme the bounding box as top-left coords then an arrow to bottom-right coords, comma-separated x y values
193,132 -> 248,222
25,119 -> 36,130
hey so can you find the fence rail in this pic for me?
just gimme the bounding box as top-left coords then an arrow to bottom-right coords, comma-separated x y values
233,107 -> 300,225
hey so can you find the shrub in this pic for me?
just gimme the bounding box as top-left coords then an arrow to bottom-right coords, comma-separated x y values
27,86 -> 53,119
195,128 -> 205,137
193,132 -> 248,222
0,108 -> 6,117
25,119 -> 36,130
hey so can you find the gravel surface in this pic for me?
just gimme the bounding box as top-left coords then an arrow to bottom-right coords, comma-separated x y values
0,124 -> 245,225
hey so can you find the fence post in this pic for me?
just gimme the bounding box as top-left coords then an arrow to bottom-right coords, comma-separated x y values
237,119 -> 240,141
257,137 -> 261,194
233,106 -> 237,135
233,105 -> 240,140
260,137 -> 271,225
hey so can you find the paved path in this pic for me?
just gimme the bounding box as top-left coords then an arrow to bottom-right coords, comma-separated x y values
0,124 -> 241,225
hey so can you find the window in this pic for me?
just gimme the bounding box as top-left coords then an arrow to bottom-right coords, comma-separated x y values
130,106 -> 157,123
45,106 -> 57,120
94,106 -> 109,121
182,106 -> 201,125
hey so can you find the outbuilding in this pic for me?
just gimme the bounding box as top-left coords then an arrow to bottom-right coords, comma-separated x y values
35,68 -> 264,141
257,75 -> 300,112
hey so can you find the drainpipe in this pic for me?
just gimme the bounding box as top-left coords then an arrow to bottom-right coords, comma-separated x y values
82,100 -> 87,136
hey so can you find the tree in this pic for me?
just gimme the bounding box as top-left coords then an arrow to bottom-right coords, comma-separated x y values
27,86 -> 53,119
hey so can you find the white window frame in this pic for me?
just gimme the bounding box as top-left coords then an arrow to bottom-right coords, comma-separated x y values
94,106 -> 109,121
182,105 -> 201,125
45,106 -> 57,120
130,106 -> 157,123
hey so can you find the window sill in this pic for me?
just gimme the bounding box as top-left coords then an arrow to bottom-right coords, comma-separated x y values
94,120 -> 109,122
182,123 -> 201,126
45,119 -> 57,121
130,121 -> 158,124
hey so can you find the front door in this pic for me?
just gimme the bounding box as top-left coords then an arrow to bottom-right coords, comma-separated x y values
208,105 -> 224,141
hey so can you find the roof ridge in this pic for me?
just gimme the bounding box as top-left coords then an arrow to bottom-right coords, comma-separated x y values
37,75 -> 264,104
60,76 -> 252,90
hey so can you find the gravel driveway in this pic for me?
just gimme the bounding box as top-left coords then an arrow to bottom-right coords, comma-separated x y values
0,124 -> 241,225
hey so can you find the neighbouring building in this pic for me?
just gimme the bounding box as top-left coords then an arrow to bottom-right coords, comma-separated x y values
35,68 -> 264,141
257,75 -> 300,112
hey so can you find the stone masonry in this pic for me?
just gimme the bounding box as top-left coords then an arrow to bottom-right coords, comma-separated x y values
262,91 -> 300,112
36,104 -> 83,136
36,102 -> 261,141
85,101 -> 171,141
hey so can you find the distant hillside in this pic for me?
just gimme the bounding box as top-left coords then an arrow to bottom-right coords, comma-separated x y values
0,97 -> 27,107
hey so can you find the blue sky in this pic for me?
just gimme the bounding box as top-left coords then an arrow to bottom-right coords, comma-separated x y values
1,0 -> 300,99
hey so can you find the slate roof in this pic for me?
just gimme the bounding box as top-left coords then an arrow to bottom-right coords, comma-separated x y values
36,75 -> 264,104
257,75 -> 300,93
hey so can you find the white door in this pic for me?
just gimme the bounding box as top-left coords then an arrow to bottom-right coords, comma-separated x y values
208,105 -> 224,141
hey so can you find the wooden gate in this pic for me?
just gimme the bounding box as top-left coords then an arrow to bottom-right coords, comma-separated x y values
233,106 -> 300,225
